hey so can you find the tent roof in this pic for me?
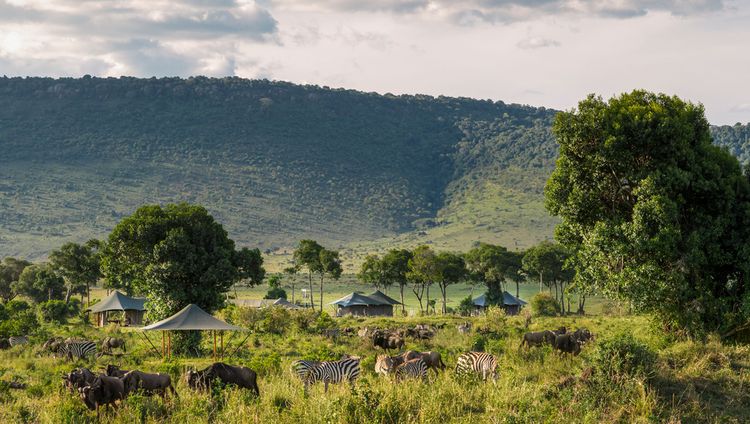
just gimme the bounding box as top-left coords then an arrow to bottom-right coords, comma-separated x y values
272,298 -> 301,309
141,304 -> 244,331
233,298 -> 301,309
473,291 -> 527,307
330,292 -> 384,307
367,290 -> 401,305
87,291 -> 147,313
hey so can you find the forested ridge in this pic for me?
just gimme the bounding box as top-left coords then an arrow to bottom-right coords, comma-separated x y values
0,76 -> 746,259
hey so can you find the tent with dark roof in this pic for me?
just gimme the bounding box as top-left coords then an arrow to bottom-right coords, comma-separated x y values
141,304 -> 245,359
330,292 -> 397,317
366,290 -> 401,306
86,291 -> 147,327
472,291 -> 527,315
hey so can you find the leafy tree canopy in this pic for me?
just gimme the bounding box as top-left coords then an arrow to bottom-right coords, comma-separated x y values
0,257 -> 31,302
545,91 -> 750,334
14,264 -> 65,303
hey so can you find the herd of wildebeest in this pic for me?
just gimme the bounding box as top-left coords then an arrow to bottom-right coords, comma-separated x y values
3,323 -> 594,417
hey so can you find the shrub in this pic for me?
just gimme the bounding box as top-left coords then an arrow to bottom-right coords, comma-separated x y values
264,287 -> 287,299
0,303 -> 39,339
471,334 -> 487,352
38,300 -> 70,323
530,292 -> 559,316
591,333 -> 657,380
476,306 -> 507,335
457,296 -> 474,316
6,299 -> 31,314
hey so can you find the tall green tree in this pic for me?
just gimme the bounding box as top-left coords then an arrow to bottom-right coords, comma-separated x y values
545,91 -> 750,333
318,249 -> 343,313
283,265 -> 299,305
14,264 -> 65,303
407,245 -> 439,314
0,257 -> 31,302
101,203 -> 264,353
381,249 -> 413,315
464,243 -> 519,305
293,240 -> 323,310
522,241 -> 572,311
358,255 -> 388,289
49,242 -> 101,304
435,252 -> 466,314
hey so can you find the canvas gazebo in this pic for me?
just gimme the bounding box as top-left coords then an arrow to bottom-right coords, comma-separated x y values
141,304 -> 245,359
86,291 -> 147,327
472,291 -> 527,315
330,291 -> 399,317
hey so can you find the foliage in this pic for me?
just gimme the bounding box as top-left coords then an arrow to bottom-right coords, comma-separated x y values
591,333 -> 657,380
49,242 -> 100,304
434,252 -> 466,314
476,306 -> 508,335
457,296 -> 475,316
102,203 -> 265,353
545,91 -> 750,335
264,287 -> 287,300
13,264 -> 65,303
38,300 -> 71,323
530,292 -> 559,317
0,257 -> 31,302
0,300 -> 38,339
465,243 -> 521,305
357,255 -> 387,289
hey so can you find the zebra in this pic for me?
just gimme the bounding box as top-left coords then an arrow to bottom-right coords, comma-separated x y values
455,352 -> 498,382
8,336 -> 29,347
291,360 -> 321,381
303,356 -> 361,393
395,358 -> 428,381
58,341 -> 97,361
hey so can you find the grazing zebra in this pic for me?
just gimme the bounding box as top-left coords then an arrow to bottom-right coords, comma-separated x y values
304,356 -> 361,393
455,352 -> 498,382
59,341 -> 97,361
291,360 -> 321,381
395,358 -> 428,380
8,336 -> 29,347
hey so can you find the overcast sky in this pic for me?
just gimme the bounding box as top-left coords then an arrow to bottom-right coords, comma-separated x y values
0,0 -> 747,124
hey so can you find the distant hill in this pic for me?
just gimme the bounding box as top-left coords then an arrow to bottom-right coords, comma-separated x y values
0,77 -> 745,265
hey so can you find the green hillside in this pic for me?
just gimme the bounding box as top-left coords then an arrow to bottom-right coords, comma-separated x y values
0,77 -> 558,261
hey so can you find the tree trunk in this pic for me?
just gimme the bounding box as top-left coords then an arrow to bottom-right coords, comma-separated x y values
320,275 -> 324,313
412,284 -> 424,313
87,282 -> 90,305
516,280 -> 520,299
399,284 -> 405,315
292,282 -> 295,305
308,271 -> 315,310
440,284 -> 447,315
539,272 -> 543,292
426,284 -> 431,315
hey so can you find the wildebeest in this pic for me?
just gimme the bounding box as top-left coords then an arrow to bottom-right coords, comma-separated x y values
457,322 -> 472,334
402,350 -> 446,375
186,363 -> 259,396
405,324 -> 436,340
104,364 -> 129,378
101,337 -> 126,354
572,328 -> 594,344
552,327 -> 567,335
122,370 -> 177,398
0,339 -> 9,350
42,337 -> 65,356
63,367 -> 97,393
520,330 -> 556,348
455,352 -> 498,382
372,330 -> 405,352
78,375 -> 125,418
553,333 -> 582,355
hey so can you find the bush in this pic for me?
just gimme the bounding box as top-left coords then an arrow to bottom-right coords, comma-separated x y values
530,292 -> 559,316
6,300 -> 31,314
264,287 -> 287,300
0,302 -> 39,339
476,306 -> 507,335
457,296 -> 474,316
38,300 -> 70,323
591,333 -> 657,380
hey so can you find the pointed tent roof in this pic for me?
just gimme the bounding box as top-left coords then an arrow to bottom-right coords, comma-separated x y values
473,291 -> 527,307
272,298 -> 301,309
367,290 -> 401,305
330,292 -> 383,307
141,304 -> 244,331
87,291 -> 147,313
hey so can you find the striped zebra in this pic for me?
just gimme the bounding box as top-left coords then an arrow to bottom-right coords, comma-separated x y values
455,352 -> 498,382
291,360 -> 321,381
395,358 -> 428,380
304,356 -> 361,393
58,341 -> 97,361
8,336 -> 29,347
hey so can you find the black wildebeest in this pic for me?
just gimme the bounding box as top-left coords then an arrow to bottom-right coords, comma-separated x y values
63,368 -> 97,393
104,364 -> 129,378
553,333 -> 582,355
101,337 -> 126,355
372,330 -> 405,352
402,350 -> 446,375
520,330 -> 556,348
186,363 -> 259,396
78,375 -> 126,418
121,370 -> 177,398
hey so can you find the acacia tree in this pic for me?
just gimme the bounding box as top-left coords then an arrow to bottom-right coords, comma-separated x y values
381,249 -> 412,315
358,255 -> 388,289
545,91 -> 750,334
464,243 -> 518,305
283,265 -> 299,305
435,252 -> 466,314
407,245 -> 439,314
293,240 -> 323,310
522,241 -> 572,312
101,203 -> 265,353
0,258 -> 31,302
318,249 -> 343,313
14,264 -> 65,303
49,242 -> 101,304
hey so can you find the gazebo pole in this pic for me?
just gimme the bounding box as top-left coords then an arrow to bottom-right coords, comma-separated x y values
162,332 -> 165,357
167,332 -> 172,359
213,331 -> 217,360
220,331 -> 224,359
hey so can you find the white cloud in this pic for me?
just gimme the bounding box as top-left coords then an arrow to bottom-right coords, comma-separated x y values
517,36 -> 560,49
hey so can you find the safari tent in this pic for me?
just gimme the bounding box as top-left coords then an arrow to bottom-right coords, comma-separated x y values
86,291 -> 147,327
141,304 -> 245,359
472,291 -> 527,315
330,291 -> 399,317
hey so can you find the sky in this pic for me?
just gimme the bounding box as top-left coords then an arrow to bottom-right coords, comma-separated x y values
0,0 -> 748,124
